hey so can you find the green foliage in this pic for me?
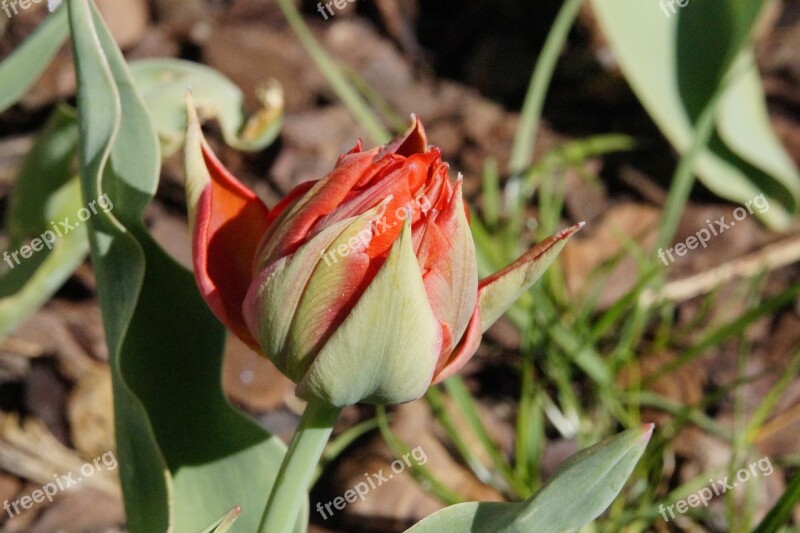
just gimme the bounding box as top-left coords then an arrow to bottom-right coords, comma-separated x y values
130,58 -> 282,157
66,1 -> 301,531
406,426 -> 652,533
0,5 -> 68,113
0,108 -> 88,339
591,0 -> 800,229
0,0 -> 797,531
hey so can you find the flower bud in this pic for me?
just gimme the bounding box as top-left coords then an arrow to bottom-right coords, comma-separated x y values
184,100 -> 580,407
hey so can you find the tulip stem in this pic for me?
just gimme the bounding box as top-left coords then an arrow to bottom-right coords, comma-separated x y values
259,400 -> 341,533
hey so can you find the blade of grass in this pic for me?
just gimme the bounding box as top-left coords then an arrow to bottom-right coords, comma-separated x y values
375,406 -> 464,506
643,283 -> 800,386
274,0 -> 390,144
747,349 -> 800,441
443,377 -> 531,498
314,417 -> 379,483
508,0 -> 583,176
654,89 -> 724,254
425,386 -> 500,491
753,470 -> 800,533
482,157 -> 501,229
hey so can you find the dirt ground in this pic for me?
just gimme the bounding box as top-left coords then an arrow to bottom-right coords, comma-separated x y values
1,0 -> 799,531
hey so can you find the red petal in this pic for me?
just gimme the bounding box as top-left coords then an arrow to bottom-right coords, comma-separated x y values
255,148 -> 383,266
381,114 -> 428,157
431,302 -> 481,383
194,143 -> 270,349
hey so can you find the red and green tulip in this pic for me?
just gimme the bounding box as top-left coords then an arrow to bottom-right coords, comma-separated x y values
184,99 -> 581,407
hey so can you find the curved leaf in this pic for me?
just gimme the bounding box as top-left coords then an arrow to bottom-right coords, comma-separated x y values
590,0 -> 799,228
130,58 -> 282,157
0,107 -> 87,339
68,1 -> 302,531
406,425 -> 652,533
0,5 -> 69,113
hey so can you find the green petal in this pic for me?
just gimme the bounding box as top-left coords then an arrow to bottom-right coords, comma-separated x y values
479,223 -> 582,332
296,219 -> 441,406
244,203 -> 386,380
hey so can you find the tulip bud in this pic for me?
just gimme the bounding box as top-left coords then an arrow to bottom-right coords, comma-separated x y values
184,98 -> 581,407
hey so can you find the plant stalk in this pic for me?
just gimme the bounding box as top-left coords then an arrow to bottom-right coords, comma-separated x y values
259,400 -> 341,533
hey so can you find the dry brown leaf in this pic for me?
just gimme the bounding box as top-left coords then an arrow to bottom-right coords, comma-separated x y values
67,367 -> 114,459
0,413 -> 120,499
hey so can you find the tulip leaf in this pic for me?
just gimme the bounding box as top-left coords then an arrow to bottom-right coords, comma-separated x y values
590,0 -> 800,229
0,177 -> 89,338
0,8 -> 97,423
406,425 -> 652,533
0,5 -> 69,113
130,58 -> 283,157
479,224 -> 581,332
68,2 -> 303,531
0,107 -> 88,339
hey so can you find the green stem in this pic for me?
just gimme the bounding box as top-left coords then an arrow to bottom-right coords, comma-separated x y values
274,0 -> 391,144
259,400 -> 341,533
654,95 -> 721,253
508,0 -> 583,176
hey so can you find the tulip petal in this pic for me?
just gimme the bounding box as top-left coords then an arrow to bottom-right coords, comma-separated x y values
381,114 -> 428,157
184,95 -> 269,348
417,179 -> 478,356
478,223 -> 584,332
296,219 -> 443,406
243,202 -> 388,381
284,201 -> 393,378
255,147 -> 390,268
432,302 -> 482,383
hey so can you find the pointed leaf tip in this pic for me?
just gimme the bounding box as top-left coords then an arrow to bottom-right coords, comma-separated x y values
478,222 -> 583,331
406,425 -> 650,533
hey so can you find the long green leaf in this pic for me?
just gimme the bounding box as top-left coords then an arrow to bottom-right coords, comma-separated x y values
68,1 -> 301,530
406,425 -> 652,533
274,0 -> 390,143
0,5 -> 69,113
590,0 -> 799,228
508,0 -> 583,176
0,107 -> 87,339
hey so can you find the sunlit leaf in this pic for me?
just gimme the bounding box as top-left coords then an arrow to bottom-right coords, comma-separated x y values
68,1 -> 303,531
0,107 -> 87,339
590,0 -> 799,228
406,425 -> 652,533
0,5 -> 68,113
130,58 -> 282,157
